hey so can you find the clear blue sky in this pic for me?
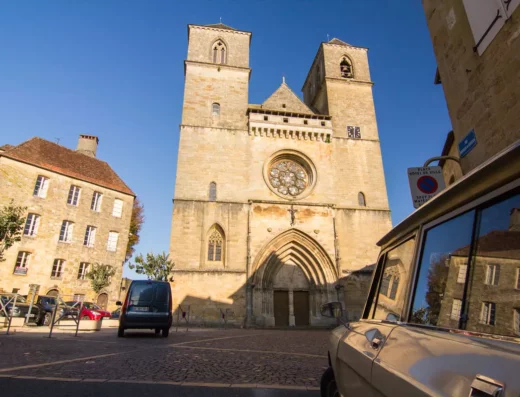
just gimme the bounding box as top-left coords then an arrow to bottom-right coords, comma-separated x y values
0,0 -> 452,279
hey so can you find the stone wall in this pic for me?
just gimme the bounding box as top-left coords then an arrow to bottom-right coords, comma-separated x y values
0,157 -> 133,308
423,0 -> 520,173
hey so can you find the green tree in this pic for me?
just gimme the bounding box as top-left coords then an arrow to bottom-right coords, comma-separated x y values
0,202 -> 26,262
86,263 -> 116,293
129,252 -> 174,282
125,198 -> 144,263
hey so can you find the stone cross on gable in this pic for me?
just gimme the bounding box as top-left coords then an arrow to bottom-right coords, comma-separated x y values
287,205 -> 298,226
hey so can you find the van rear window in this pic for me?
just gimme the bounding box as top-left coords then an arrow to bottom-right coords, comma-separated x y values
130,284 -> 154,304
155,284 -> 169,303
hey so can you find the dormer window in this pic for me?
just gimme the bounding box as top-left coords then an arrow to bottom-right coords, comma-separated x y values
340,57 -> 353,78
212,40 -> 227,64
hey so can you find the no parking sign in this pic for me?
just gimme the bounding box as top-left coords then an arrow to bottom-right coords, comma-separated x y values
407,166 -> 446,209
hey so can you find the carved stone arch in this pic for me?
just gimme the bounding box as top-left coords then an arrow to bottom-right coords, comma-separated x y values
340,54 -> 354,78
210,37 -> 228,64
252,228 -> 337,288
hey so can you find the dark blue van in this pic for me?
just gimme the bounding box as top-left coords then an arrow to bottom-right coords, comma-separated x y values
116,280 -> 172,337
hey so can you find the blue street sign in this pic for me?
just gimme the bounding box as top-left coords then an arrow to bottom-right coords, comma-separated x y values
458,129 -> 477,158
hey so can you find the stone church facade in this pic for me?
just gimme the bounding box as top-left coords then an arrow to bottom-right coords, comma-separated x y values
169,23 -> 392,327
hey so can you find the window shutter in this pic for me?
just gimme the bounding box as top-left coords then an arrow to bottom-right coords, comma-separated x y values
462,0 -> 506,55
41,178 -> 49,197
493,264 -> 500,285
113,199 -> 123,217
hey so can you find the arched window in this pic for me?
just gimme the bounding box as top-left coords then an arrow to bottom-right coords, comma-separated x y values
209,182 -> 217,201
340,56 -> 353,78
207,225 -> 224,262
212,103 -> 220,116
212,40 -> 226,64
358,192 -> 366,207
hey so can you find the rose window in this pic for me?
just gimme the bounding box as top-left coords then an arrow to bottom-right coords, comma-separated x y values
268,160 -> 309,197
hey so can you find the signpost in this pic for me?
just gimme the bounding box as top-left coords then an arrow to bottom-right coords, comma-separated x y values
408,166 -> 446,209
458,129 -> 477,158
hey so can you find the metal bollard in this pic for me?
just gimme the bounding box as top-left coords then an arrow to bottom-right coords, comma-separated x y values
6,295 -> 18,336
48,302 -> 58,338
74,302 -> 83,337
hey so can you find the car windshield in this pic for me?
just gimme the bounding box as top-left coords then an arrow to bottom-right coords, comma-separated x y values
40,297 -> 56,305
83,303 -> 101,310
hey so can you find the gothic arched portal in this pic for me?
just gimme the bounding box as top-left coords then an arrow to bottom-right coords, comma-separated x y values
249,229 -> 338,327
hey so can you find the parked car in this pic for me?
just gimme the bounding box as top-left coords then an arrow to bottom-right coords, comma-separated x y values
111,307 -> 121,319
0,295 -> 40,324
321,141 -> 520,397
64,301 -> 111,320
116,280 -> 172,337
23,295 -> 72,326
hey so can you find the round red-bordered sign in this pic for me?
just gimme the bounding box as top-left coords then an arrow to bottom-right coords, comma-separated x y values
417,176 -> 438,194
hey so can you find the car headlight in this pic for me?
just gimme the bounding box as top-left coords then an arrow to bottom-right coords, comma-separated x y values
91,311 -> 100,316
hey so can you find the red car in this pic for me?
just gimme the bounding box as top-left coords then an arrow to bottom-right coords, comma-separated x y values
65,301 -> 111,320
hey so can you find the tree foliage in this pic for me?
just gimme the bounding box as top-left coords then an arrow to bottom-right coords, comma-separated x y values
129,252 -> 175,282
0,202 -> 26,262
125,198 -> 144,263
425,255 -> 450,325
86,263 -> 116,293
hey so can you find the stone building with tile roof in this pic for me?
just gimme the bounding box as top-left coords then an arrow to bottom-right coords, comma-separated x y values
169,23 -> 391,327
0,135 -> 134,310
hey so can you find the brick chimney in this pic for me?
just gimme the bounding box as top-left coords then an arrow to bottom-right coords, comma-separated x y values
76,135 -> 99,157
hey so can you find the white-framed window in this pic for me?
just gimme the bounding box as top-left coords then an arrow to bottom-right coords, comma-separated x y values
84,226 -> 96,247
107,231 -> 119,252
78,262 -> 89,280
59,220 -> 74,242
73,294 -> 85,302
23,213 -> 40,236
514,309 -> 520,335
33,175 -> 49,198
67,185 -> 81,206
485,264 -> 500,286
212,103 -> 220,116
51,259 -> 64,279
462,0 -> 520,55
451,299 -> 462,320
14,251 -> 30,275
480,302 -> 496,325
457,263 -> 468,284
91,192 -> 103,212
112,199 -> 123,218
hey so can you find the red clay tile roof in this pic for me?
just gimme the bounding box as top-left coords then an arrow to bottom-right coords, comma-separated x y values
453,230 -> 520,260
1,137 -> 134,196
0,144 -> 14,152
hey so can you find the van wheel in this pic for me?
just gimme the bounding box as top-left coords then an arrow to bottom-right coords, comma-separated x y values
320,367 -> 338,397
118,327 -> 125,338
155,328 -> 161,335
162,327 -> 169,338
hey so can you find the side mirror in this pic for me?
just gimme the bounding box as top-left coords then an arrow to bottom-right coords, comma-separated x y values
320,301 -> 343,319
386,313 -> 400,322
116,301 -> 122,306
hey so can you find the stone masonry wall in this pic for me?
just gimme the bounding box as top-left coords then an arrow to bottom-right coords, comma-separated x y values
0,157 -> 133,308
423,0 -> 520,173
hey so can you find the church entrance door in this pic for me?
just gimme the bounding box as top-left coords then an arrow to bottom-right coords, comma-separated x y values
293,291 -> 309,326
273,290 -> 289,326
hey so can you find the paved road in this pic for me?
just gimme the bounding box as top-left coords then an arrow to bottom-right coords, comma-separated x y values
0,378 -> 316,397
0,327 -> 330,396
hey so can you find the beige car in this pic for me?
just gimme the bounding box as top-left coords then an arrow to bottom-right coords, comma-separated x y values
320,141 -> 520,397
